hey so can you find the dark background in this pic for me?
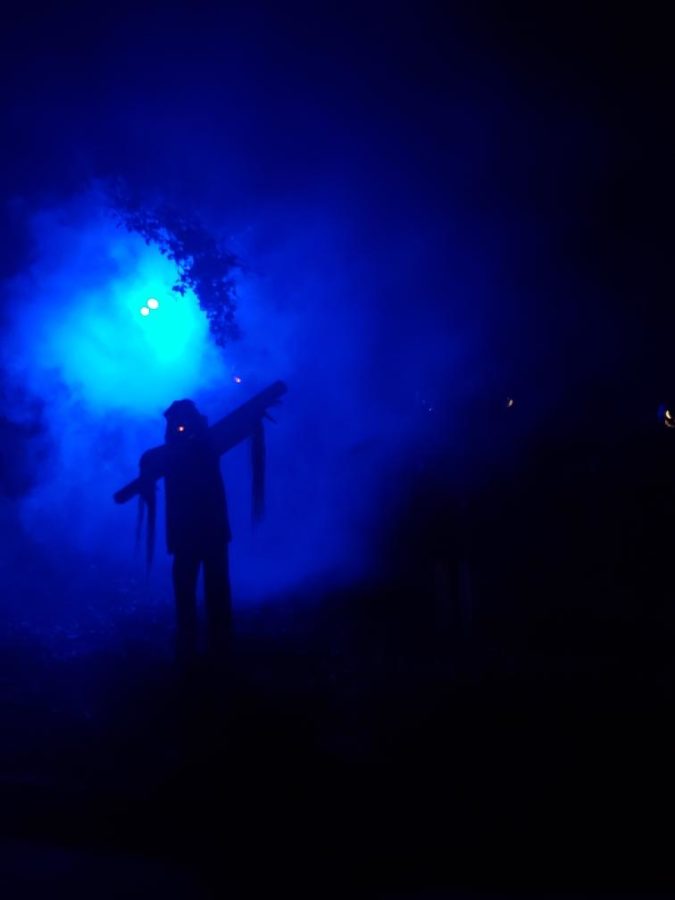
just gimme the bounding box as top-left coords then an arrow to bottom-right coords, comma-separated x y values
1,3 -> 674,897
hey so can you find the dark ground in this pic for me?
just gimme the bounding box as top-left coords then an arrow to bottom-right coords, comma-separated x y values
2,573 -> 675,898
3,424 -> 675,898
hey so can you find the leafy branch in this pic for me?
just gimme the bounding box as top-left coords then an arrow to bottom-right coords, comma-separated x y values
112,189 -> 242,347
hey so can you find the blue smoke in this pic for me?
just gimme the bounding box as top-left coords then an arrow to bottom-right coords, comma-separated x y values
6,154 -> 600,636
7,195 -> 226,414
4,185 -> 467,617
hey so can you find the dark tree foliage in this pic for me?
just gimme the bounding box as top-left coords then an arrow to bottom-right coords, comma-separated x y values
112,189 -> 242,347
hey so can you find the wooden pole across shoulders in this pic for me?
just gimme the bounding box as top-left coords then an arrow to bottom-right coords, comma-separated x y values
113,380 -> 288,504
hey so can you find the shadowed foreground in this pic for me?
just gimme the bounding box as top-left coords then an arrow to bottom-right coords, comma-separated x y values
2,580 -> 675,899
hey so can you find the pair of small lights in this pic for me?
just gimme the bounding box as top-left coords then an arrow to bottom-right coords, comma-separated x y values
140,297 -> 160,316
665,409 -> 674,429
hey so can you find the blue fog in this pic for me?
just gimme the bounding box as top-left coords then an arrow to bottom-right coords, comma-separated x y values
2,186 -> 490,620
1,3 -> 629,644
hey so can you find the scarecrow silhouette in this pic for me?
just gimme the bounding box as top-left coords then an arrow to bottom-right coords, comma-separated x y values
114,381 -> 287,665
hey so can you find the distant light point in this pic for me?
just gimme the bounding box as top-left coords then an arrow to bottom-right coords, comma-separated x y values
233,375 -> 242,384
140,306 -> 150,316
147,298 -> 159,310
506,397 -> 515,409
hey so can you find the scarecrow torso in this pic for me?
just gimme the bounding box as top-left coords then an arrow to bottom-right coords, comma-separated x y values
163,435 -> 231,556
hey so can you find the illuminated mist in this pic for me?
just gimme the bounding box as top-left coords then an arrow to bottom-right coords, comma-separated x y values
0,2 -> 631,653
2,185 -> 476,629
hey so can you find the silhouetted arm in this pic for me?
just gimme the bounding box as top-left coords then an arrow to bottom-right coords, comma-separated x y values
113,445 -> 166,504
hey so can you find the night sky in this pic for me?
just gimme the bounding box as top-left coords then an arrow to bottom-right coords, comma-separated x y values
2,4 -> 673,401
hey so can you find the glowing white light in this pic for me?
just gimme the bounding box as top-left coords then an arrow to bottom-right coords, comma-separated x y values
233,375 -> 242,384
177,424 -> 185,433
147,298 -> 159,310
666,409 -> 672,421
665,410 -> 675,428
140,306 -> 150,316
506,397 -> 515,408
